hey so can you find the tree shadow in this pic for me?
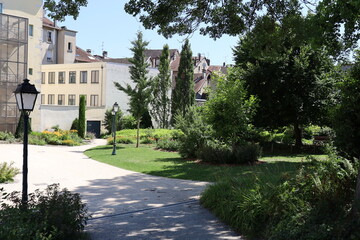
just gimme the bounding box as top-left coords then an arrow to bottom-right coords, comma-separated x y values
72,173 -> 241,240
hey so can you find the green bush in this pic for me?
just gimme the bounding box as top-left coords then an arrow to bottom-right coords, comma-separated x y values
156,139 -> 180,151
70,118 -> 79,131
0,162 -> 19,183
196,142 -> 233,164
201,153 -> 360,239
175,106 -> 213,158
120,115 -> 137,129
0,131 -> 15,143
197,142 -> 261,164
103,109 -> 123,134
140,136 -> 155,144
233,143 -> 262,164
0,184 -> 90,240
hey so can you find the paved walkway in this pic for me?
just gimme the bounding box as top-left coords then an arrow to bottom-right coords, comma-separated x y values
0,140 -> 243,240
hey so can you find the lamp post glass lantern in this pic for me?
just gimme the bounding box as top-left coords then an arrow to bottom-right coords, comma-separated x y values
112,102 -> 119,155
13,79 -> 40,206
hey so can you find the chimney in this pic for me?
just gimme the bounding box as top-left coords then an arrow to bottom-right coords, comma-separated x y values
198,53 -> 201,62
103,51 -> 108,58
86,49 -> 92,54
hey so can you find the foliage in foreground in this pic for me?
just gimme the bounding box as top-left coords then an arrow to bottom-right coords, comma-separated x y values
201,152 -> 360,240
0,131 -> 15,143
0,184 -> 90,240
0,162 -> 19,183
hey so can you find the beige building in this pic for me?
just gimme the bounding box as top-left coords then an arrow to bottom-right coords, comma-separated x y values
0,0 -> 43,132
40,62 -> 159,135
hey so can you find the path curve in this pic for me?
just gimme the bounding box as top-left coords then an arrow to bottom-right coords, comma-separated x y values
0,140 -> 242,240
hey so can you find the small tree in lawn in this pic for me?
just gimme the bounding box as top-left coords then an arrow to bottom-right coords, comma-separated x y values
171,39 -> 195,125
150,44 -> 172,128
114,31 -> 152,147
78,95 -> 86,138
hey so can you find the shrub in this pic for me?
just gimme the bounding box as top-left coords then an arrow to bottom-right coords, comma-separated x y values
0,162 -> 19,183
201,153 -> 360,240
175,106 -> 212,158
197,142 -> 262,164
140,136 -> 155,144
0,131 -> 15,143
107,136 -> 135,144
103,109 -> 123,134
70,118 -> 79,131
197,142 -> 233,164
85,132 -> 96,140
0,184 -> 90,240
120,115 -> 137,129
156,139 -> 180,151
233,143 -> 262,164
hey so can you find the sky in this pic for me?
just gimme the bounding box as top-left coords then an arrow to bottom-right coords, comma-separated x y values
59,0 -> 239,66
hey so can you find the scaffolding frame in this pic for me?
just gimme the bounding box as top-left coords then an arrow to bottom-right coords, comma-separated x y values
0,13 -> 28,133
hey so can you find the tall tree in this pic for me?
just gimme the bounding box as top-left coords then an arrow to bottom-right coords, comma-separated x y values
150,44 -> 172,129
233,15 -> 336,147
171,39 -> 195,125
114,31 -> 152,148
78,95 -> 86,138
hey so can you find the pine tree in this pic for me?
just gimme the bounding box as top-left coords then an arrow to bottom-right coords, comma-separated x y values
114,31 -> 152,147
171,39 -> 195,125
150,44 -> 172,129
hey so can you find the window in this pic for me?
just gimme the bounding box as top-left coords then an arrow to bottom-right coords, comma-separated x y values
48,72 -> 55,84
67,42 -> 72,52
91,70 -> 99,83
48,94 -> 55,105
90,95 -> 99,107
79,95 -> 87,105
80,71 -> 87,83
47,31 -> 52,43
0,3 -> 2,13
41,72 -> 45,84
29,25 -> 34,37
41,94 -> 45,104
68,95 -> 76,106
69,71 -> 76,83
58,94 -> 65,105
29,68 -> 33,75
58,71 -> 65,84
47,50 -> 53,62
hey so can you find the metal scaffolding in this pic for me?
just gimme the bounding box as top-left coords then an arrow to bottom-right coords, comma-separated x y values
0,13 -> 28,133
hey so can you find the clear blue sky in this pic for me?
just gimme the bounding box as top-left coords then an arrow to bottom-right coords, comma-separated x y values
60,0 -> 239,66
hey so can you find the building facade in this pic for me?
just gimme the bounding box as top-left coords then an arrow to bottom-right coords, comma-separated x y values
0,0 -> 42,132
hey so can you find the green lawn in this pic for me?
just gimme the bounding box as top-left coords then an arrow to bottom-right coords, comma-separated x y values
85,144 -> 324,183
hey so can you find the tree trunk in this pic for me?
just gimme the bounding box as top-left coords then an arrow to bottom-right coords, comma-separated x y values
136,119 -> 140,148
294,123 -> 303,147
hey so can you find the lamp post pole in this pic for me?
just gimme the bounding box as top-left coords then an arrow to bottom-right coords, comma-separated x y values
13,79 -> 39,207
111,102 -> 119,155
22,112 -> 29,205
112,111 -> 116,155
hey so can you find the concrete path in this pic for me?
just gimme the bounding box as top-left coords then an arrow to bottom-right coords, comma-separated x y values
0,140 -> 243,240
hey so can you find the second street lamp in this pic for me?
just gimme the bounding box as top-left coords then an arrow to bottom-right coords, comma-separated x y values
13,79 -> 40,206
112,102 -> 119,155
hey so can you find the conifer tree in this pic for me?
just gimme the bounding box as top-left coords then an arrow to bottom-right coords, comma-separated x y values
150,44 -> 172,128
171,39 -> 195,125
115,31 -> 152,147
78,95 -> 86,138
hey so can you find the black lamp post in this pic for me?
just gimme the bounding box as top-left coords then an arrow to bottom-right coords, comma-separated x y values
13,79 -> 40,206
112,102 -> 119,155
